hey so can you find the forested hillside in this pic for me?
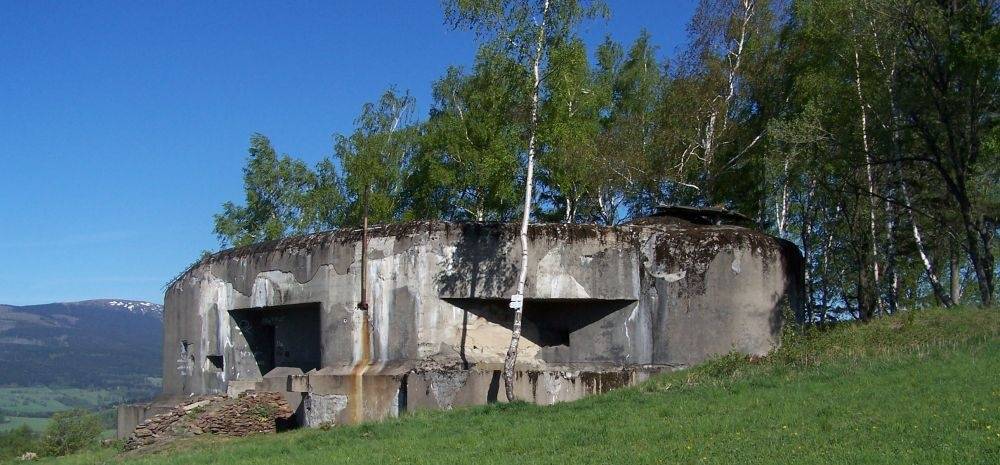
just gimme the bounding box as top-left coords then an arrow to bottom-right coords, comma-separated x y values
0,300 -> 161,398
211,0 -> 998,320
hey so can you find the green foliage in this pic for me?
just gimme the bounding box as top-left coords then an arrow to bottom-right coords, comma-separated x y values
39,410 -> 101,457
0,388 -> 130,420
209,0 -> 998,311
184,406 -> 206,420
249,403 -> 278,420
651,0 -> 784,213
593,31 -> 664,222
213,134 -> 344,247
336,88 -> 419,226
94,409 -> 116,432
537,38 -> 602,222
442,0 -> 608,64
761,0 -> 999,314
442,0 -> 608,229
408,48 -> 527,221
40,308 -> 999,465
0,425 -> 39,461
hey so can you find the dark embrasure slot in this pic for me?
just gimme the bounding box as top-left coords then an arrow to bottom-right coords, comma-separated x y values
229,302 -> 322,375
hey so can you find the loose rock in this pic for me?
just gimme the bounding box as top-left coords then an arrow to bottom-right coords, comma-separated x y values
123,392 -> 293,451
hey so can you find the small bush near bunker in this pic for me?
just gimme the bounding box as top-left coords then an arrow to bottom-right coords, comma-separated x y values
40,410 -> 101,457
0,425 -> 40,461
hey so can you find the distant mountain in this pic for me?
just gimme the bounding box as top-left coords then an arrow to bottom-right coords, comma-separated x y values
95,299 -> 164,316
0,299 -> 163,397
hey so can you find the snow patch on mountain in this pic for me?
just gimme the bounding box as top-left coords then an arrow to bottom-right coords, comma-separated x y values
78,299 -> 164,316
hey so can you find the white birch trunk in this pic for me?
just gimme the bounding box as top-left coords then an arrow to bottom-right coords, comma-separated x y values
776,154 -> 790,239
901,179 -> 953,306
950,249 -> 962,303
819,228 -> 834,323
504,0 -> 549,401
852,40 -> 882,315
800,178 -> 817,319
701,0 -> 753,190
597,189 -> 610,225
885,197 -> 899,313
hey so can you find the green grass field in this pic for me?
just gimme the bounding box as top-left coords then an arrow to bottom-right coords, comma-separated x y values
26,307 -> 1000,464
0,386 -> 126,436
0,387 -> 123,419
0,417 -> 49,433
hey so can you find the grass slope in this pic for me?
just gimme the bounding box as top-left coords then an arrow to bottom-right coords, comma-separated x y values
37,308 -> 1000,465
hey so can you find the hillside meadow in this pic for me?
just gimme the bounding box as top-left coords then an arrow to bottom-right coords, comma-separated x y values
18,307 -> 1000,465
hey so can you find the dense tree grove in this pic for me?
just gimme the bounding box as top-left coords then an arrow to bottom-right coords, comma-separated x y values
215,0 -> 998,317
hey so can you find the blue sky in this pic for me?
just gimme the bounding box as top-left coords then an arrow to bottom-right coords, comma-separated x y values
0,0 -> 698,305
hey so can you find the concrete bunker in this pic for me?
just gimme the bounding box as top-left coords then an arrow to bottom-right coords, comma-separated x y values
229,302 -> 322,376
120,212 -> 804,436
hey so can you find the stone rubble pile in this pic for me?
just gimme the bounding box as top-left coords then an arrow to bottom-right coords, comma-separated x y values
124,392 -> 294,451
195,391 -> 294,436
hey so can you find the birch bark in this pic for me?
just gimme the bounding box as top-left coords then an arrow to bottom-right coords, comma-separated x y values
504,0 -> 549,402
701,0 -> 754,195
949,251 -> 962,304
852,35 -> 882,316
901,178 -> 953,307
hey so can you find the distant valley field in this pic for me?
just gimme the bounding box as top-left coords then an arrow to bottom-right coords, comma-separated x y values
0,300 -> 163,431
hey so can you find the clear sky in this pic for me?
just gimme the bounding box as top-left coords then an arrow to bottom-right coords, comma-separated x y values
0,0 -> 698,305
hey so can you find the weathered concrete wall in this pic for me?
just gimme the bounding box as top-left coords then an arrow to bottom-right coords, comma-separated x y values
405,367 -> 662,410
154,220 -> 801,428
116,404 -> 173,439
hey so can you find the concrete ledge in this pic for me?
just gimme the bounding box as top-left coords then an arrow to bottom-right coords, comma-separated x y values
120,365 -> 672,434
407,366 -> 667,410
297,366 -> 669,427
116,403 -> 174,439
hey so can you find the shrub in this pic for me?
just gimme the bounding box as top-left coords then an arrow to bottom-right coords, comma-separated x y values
39,409 -> 102,457
0,425 -> 40,461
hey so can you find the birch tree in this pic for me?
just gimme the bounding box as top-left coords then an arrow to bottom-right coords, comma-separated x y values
654,0 -> 780,215
538,38 -> 602,223
443,0 -> 606,400
892,0 -> 998,306
336,88 -> 418,226
900,174 -> 955,307
409,49 -> 527,221
593,32 -> 664,223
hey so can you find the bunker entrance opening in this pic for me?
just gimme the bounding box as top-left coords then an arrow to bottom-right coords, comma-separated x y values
230,302 -> 321,376
446,298 -> 635,347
